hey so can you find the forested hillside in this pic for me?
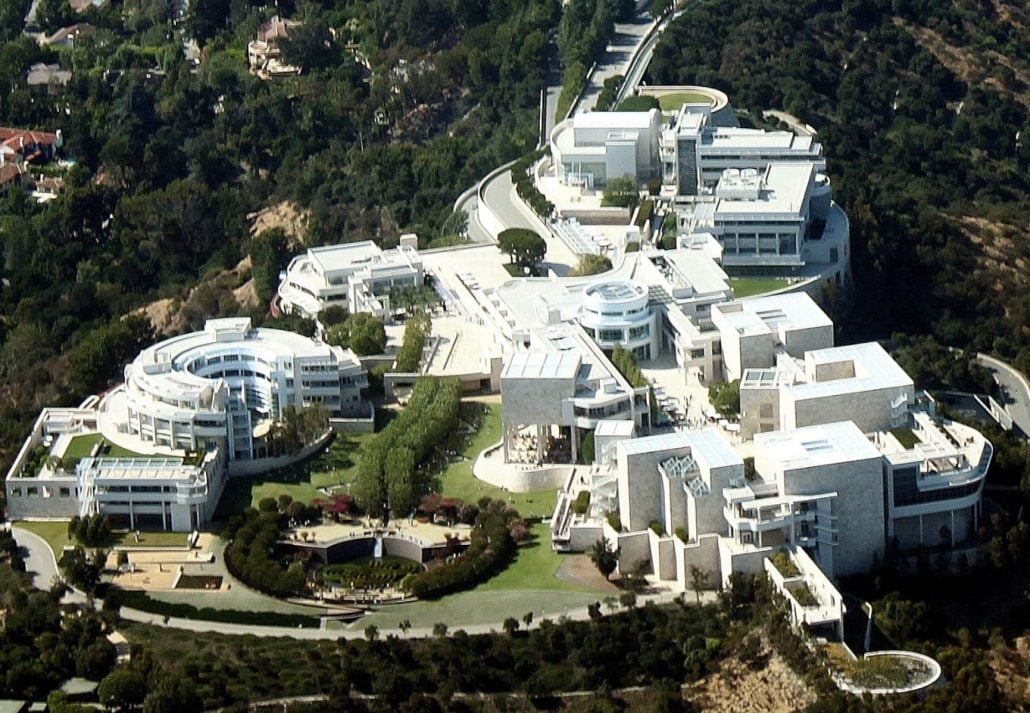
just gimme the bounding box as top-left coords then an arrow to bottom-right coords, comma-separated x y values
648,0 -> 1029,368
0,0 -> 558,464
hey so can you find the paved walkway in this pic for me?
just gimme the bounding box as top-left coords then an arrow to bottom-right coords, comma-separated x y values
977,353 -> 1030,437
12,526 -> 65,593
119,589 -> 710,640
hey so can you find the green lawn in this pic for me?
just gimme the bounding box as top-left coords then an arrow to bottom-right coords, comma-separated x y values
657,91 -> 715,111
14,520 -> 191,555
475,523 -> 603,593
890,427 -> 921,449
63,433 -> 145,460
214,431 -> 377,519
728,276 -> 787,298
435,402 -> 557,519
14,520 -> 70,556
215,401 -> 556,521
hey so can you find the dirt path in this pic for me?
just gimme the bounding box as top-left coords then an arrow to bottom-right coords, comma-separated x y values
555,554 -> 619,592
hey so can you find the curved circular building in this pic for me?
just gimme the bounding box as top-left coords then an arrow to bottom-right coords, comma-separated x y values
109,318 -> 367,462
578,280 -> 658,360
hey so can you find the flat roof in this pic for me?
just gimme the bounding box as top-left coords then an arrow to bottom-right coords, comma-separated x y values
791,342 -> 913,401
501,351 -> 581,380
618,428 -> 742,469
82,456 -> 201,481
714,163 -> 814,216
595,420 -> 635,437
644,249 -> 730,296
574,109 -> 657,130
307,241 -> 383,274
715,292 -> 832,338
754,421 -> 881,470
703,127 -> 817,152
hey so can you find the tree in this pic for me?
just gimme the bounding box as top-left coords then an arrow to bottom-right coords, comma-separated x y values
364,624 -> 379,641
589,538 -> 619,580
571,254 -> 613,277
143,674 -> 202,713
497,229 -> 546,272
250,228 -> 290,303
319,305 -> 350,326
688,566 -> 708,605
707,380 -> 740,418
503,617 -> 520,636
601,175 -> 640,209
432,622 -> 448,637
326,312 -> 387,356
385,446 -> 417,517
98,668 -> 146,711
279,20 -> 338,72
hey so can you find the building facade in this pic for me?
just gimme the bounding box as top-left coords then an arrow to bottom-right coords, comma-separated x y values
277,237 -> 423,320
116,318 -> 367,462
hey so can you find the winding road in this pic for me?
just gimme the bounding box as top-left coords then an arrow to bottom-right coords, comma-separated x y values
977,353 -> 1030,437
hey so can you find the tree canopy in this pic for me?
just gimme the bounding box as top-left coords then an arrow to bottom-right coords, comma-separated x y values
497,228 -> 546,271
326,312 -> 387,356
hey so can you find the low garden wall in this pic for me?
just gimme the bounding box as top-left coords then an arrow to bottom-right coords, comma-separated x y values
279,533 -> 467,567
226,432 -> 332,478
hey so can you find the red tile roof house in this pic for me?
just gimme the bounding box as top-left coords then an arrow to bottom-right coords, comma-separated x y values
0,128 -> 63,164
0,162 -> 26,196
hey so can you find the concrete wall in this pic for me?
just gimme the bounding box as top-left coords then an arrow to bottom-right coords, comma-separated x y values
5,477 -> 79,519
568,522 -> 604,551
227,432 -> 331,478
781,457 -> 886,577
616,530 -> 651,575
329,408 -> 376,434
740,385 -> 780,440
786,385 -> 913,434
675,534 -> 722,590
718,539 -> 773,587
501,376 -> 575,427
650,532 -> 677,580
782,324 -> 834,359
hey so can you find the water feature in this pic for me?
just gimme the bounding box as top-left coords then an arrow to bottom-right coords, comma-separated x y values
373,534 -> 383,560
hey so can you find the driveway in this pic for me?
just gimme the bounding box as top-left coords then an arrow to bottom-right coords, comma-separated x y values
12,526 -> 77,597
977,353 -> 1030,437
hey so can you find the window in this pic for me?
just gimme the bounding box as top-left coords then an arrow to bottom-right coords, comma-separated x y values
628,325 -> 650,339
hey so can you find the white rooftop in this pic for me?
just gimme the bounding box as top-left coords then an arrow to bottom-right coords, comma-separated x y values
637,249 -> 730,297
307,241 -> 384,274
791,342 -> 913,401
703,127 -> 816,152
715,292 -> 832,338
754,421 -> 881,470
595,420 -> 635,437
501,351 -> 581,380
574,109 -> 658,130
617,428 -> 742,470
714,163 -> 814,216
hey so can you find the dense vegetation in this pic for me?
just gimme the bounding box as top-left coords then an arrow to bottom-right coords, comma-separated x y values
0,0 -> 561,474
326,312 -> 387,356
556,0 -> 635,117
394,311 -> 432,373
353,377 -> 462,518
403,498 -> 522,599
222,506 -> 307,597
647,0 -> 1030,375
321,557 -> 422,590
